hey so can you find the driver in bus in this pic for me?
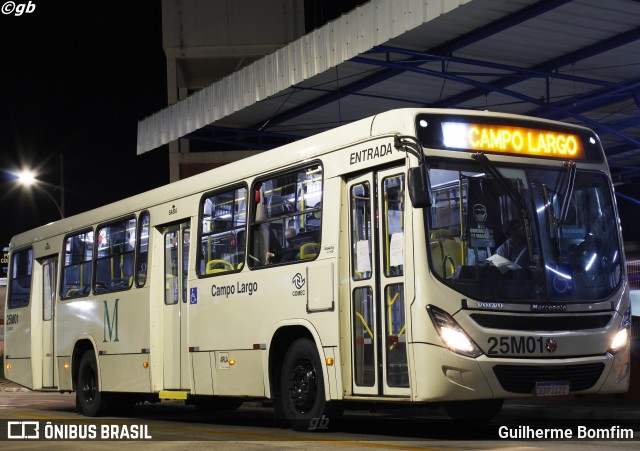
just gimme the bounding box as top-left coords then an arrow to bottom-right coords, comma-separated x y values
495,219 -> 530,266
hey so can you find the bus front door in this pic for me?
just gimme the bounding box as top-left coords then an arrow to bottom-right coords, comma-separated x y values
347,168 -> 410,397
161,222 -> 191,390
41,256 -> 58,388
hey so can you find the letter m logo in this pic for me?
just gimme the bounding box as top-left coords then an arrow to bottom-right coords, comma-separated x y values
103,299 -> 120,342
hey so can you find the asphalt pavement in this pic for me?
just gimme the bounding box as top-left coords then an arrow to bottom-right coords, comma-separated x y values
2,378 -> 638,421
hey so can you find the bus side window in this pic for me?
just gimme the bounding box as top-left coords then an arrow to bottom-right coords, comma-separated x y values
8,248 -> 33,308
249,164 -> 323,268
199,186 -> 247,276
95,218 -> 136,293
382,174 -> 405,277
351,182 -> 371,281
62,230 -> 94,299
136,211 -> 150,286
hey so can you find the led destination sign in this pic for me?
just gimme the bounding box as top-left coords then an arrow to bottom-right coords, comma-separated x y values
441,122 -> 585,159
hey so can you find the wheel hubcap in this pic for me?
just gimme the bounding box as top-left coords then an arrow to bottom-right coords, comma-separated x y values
82,367 -> 97,404
289,358 -> 317,413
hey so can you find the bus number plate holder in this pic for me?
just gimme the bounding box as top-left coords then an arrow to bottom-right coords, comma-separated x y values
535,381 -> 570,397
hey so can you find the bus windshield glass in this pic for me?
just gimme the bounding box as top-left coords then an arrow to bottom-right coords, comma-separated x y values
427,159 -> 622,303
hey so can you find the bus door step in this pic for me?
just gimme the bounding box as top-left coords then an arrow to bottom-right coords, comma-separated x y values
159,390 -> 190,400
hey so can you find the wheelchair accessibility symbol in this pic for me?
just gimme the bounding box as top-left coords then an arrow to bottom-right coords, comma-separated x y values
190,287 -> 198,304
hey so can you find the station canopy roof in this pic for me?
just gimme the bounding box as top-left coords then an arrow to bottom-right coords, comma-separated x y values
137,0 -> 640,183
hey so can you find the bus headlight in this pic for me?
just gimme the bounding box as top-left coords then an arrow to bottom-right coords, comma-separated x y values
609,308 -> 631,354
427,305 -> 482,358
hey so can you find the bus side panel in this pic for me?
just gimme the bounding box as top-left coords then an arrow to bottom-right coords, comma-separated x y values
191,352 -> 214,395
213,350 -> 265,397
57,291 -> 152,393
323,346 -> 339,399
5,310 -> 34,389
5,357 -> 33,390
56,357 -> 73,390
188,176 -> 343,400
337,177 -> 354,397
100,354 -> 151,392
189,259 -> 340,400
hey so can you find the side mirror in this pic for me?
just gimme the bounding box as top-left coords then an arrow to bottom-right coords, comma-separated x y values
408,166 -> 432,208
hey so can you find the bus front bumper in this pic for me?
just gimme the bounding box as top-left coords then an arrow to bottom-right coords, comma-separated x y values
410,343 -> 630,402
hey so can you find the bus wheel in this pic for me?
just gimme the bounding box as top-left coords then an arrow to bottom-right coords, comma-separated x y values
280,338 -> 337,431
77,351 -> 108,417
443,399 -> 504,422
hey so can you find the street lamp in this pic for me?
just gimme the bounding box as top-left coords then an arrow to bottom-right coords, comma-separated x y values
15,156 -> 65,219
17,170 -> 36,185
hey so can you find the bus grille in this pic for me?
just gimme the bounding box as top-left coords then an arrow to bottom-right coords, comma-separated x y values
470,314 -> 611,331
493,363 -> 605,394
627,260 -> 640,290
632,317 -> 640,340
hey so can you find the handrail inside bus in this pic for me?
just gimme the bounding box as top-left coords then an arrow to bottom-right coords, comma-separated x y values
355,312 -> 373,340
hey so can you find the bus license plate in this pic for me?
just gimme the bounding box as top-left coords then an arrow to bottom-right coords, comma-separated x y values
535,381 -> 570,397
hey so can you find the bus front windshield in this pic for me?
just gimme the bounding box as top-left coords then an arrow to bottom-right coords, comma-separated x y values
427,160 -> 622,303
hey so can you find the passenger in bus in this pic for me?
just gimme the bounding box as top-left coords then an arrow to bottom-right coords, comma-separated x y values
280,226 -> 300,262
495,219 -> 530,266
285,224 -> 298,243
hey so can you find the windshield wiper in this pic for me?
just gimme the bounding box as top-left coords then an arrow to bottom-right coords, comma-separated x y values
542,160 -> 577,259
558,160 -> 577,224
542,183 -> 562,258
541,161 -> 577,236
471,152 -> 534,263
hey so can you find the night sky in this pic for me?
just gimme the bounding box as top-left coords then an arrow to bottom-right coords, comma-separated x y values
0,1 -> 168,246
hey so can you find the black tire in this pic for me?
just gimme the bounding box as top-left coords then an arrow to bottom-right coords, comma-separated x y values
280,338 -> 340,431
443,399 -> 504,422
76,351 -> 108,417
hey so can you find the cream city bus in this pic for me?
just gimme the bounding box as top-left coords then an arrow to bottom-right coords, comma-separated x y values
4,108 -> 631,429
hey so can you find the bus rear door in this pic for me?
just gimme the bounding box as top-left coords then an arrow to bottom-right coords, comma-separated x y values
346,167 -> 410,397
160,222 -> 191,390
40,256 -> 58,388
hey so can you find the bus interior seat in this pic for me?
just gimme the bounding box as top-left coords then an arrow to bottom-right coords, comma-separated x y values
430,241 -> 444,277
206,259 -> 235,274
300,242 -> 320,260
430,229 -> 463,278
288,230 -> 319,247
441,239 -> 462,276
66,284 -> 89,298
